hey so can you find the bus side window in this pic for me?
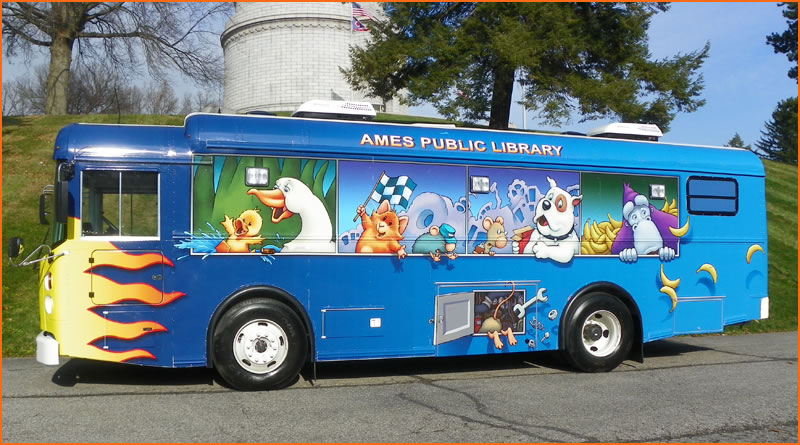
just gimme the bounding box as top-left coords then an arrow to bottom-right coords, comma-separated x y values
687,176 -> 738,216
81,170 -> 159,238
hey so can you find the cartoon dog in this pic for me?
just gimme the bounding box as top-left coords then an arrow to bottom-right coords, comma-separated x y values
215,209 -> 264,253
513,177 -> 581,264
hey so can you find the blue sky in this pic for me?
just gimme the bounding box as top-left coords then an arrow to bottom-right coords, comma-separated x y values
4,3 -> 796,148
409,2 -> 798,147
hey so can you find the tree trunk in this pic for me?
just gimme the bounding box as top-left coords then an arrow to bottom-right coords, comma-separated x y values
488,64 -> 515,130
45,36 -> 75,115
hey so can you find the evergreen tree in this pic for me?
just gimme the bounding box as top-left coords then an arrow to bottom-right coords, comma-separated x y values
766,2 -> 798,81
725,133 -> 752,150
344,3 -> 708,130
755,97 -> 798,164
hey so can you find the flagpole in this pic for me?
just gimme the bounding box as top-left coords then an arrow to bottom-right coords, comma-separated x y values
349,2 -> 354,101
353,170 -> 386,222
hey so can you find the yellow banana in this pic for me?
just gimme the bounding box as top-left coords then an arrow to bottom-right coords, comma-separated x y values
669,216 -> 690,237
660,264 -> 680,288
604,225 -> 616,241
746,244 -> 764,264
590,240 -> 607,252
607,213 -> 622,229
696,263 -> 717,283
660,286 -> 678,312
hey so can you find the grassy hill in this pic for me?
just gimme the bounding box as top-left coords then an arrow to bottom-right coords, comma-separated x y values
2,114 -> 796,356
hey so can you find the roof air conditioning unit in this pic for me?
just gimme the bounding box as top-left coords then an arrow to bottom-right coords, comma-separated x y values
291,100 -> 376,121
587,123 -> 663,142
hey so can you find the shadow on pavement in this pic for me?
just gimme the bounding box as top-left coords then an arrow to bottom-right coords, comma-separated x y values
51,359 -> 218,388
642,338 -> 711,358
48,338 -> 712,388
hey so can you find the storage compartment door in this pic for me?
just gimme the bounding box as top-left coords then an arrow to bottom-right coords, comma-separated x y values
434,292 -> 474,345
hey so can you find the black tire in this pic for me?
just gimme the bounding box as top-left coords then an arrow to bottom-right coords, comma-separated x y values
562,293 -> 633,372
212,298 -> 307,391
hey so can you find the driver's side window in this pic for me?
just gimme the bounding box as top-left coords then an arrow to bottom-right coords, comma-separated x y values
81,170 -> 159,238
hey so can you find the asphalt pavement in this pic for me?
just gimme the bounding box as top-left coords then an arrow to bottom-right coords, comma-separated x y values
2,331 -> 797,442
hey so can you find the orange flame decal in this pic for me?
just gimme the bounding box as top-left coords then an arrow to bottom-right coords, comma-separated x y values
90,275 -> 185,306
88,345 -> 156,362
88,251 -> 174,270
56,239 -> 187,363
88,318 -> 167,344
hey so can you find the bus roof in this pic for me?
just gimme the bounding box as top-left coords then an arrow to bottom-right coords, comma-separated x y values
53,113 -> 764,177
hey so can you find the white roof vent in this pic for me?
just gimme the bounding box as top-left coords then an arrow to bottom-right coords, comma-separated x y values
587,122 -> 663,142
291,100 -> 376,121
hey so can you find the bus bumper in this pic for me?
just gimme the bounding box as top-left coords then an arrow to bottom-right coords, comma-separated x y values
36,332 -> 60,366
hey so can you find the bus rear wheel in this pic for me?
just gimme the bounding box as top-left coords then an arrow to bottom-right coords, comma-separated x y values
213,299 -> 307,390
562,293 -> 633,372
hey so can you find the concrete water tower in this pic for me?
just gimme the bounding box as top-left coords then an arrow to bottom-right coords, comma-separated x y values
221,2 -> 407,114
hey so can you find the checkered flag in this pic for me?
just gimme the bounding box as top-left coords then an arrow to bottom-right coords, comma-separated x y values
371,173 -> 416,208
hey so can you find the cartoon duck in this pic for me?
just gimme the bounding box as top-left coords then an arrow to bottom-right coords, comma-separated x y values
248,177 -> 335,253
216,209 -> 264,253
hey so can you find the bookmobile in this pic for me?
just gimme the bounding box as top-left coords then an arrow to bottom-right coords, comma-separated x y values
9,101 -> 768,390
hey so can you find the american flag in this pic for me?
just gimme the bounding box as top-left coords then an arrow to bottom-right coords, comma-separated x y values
352,2 -> 374,20
352,17 -> 369,32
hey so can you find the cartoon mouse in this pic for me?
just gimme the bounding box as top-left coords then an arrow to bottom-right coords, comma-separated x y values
355,199 -> 409,259
473,216 -> 508,256
477,282 -> 518,350
411,224 -> 458,262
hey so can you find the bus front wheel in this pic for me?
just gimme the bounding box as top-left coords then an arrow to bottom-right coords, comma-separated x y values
213,299 -> 307,390
562,293 -> 633,372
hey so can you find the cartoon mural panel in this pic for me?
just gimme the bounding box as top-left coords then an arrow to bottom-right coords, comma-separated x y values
186,155 -> 336,256
580,173 -> 681,262
338,161 -> 467,257
468,167 -> 581,263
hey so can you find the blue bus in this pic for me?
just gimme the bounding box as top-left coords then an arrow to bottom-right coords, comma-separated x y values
9,108 -> 768,390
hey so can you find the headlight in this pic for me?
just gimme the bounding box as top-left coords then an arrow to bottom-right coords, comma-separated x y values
44,272 -> 52,291
44,296 -> 54,314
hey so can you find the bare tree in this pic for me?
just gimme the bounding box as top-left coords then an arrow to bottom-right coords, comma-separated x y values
2,2 -> 231,115
2,82 -> 21,116
2,66 -> 48,115
144,80 -> 179,115
180,89 -> 220,115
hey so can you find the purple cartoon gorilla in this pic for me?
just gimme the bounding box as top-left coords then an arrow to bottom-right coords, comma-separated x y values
611,183 -> 679,263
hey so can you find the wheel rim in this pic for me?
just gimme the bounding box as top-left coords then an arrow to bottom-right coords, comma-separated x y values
581,310 -> 622,358
233,319 -> 289,374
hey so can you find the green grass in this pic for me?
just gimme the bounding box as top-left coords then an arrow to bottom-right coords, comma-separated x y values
2,114 -> 796,356
725,159 -> 798,333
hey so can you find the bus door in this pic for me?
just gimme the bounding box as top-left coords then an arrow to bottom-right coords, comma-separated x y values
81,169 -> 165,307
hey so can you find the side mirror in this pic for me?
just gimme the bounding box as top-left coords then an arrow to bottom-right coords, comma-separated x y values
55,180 -> 69,224
8,237 -> 23,259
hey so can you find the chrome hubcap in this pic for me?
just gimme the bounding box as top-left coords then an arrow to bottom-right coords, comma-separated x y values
233,319 -> 288,374
581,310 -> 621,358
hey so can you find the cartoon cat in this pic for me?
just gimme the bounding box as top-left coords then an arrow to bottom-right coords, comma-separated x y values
355,199 -> 409,259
